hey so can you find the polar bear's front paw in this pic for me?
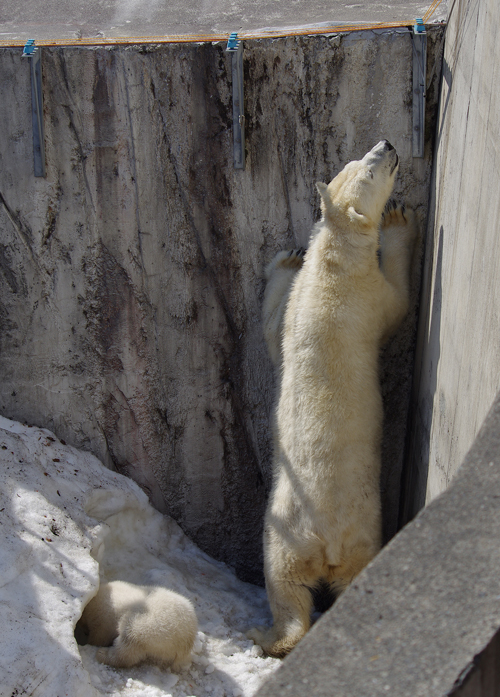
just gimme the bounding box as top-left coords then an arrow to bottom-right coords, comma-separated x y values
95,647 -> 112,665
381,201 -> 418,249
265,248 -> 305,278
382,200 -> 408,226
283,247 -> 306,268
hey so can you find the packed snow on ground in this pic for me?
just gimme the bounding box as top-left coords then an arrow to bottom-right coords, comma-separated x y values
0,416 -> 280,697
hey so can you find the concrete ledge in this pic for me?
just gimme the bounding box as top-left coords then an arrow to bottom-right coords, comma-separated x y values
256,391 -> 500,697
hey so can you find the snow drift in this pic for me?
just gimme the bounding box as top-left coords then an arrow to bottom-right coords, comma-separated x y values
0,416 -> 279,697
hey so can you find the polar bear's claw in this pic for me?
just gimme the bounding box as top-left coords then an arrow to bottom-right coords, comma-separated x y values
381,201 -> 412,227
264,248 -> 305,280
283,247 -> 306,267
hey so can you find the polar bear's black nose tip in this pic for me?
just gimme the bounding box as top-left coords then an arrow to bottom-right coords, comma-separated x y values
382,140 -> 395,151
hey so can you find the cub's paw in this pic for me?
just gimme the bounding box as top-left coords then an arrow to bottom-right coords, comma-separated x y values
95,645 -> 138,669
95,647 -> 111,665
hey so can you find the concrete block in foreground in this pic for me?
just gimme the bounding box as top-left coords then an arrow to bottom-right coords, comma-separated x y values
256,392 -> 500,697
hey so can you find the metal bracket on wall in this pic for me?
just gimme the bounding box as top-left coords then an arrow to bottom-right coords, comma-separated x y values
412,19 -> 427,158
22,40 -> 46,177
226,33 -> 245,170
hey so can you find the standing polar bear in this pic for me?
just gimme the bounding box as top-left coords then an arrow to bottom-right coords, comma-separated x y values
249,141 -> 416,657
77,580 -> 197,670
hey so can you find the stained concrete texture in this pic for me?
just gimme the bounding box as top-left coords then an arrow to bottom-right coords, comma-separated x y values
256,390 -> 500,697
0,29 -> 443,582
401,0 -> 500,522
0,0 -> 448,44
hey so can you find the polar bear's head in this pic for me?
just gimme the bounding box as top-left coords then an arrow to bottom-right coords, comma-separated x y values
316,140 -> 399,229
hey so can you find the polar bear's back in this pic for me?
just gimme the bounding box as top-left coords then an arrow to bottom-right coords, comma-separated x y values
120,584 -> 197,650
279,232 -> 386,454
80,580 -> 197,669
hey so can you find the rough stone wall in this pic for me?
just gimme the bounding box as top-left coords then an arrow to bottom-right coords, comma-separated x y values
0,29 -> 442,582
401,0 -> 500,522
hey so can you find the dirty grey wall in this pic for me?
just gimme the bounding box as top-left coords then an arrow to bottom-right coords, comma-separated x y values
0,29 -> 442,582
402,0 -> 500,523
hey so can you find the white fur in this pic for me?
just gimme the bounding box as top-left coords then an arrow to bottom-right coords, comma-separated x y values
78,580 -> 197,670
262,248 -> 305,366
250,141 -> 416,657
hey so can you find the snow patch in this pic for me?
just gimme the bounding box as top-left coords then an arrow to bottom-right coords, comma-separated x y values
0,416 -> 279,696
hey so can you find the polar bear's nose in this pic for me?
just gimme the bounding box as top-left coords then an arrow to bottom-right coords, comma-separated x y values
382,140 -> 395,151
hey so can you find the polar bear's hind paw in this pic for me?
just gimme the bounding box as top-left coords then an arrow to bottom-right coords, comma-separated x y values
247,625 -> 303,658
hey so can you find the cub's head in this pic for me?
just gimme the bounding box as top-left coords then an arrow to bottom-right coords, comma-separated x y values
316,140 -> 399,230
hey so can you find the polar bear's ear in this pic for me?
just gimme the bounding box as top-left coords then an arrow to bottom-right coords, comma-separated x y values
316,182 -> 328,197
316,182 -> 333,217
347,206 -> 369,227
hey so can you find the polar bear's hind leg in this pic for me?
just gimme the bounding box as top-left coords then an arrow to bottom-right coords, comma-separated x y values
248,540 -> 320,657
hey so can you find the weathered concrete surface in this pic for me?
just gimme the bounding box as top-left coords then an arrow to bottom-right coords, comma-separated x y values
0,30 -> 442,581
0,0 -> 447,44
401,0 -> 500,522
256,390 -> 500,697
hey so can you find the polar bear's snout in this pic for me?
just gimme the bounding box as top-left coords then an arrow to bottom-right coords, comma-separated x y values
366,140 -> 399,174
383,141 -> 400,174
372,139 -> 395,153
366,139 -> 398,162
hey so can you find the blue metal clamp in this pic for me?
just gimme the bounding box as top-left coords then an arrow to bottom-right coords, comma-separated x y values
22,39 -> 37,56
226,33 -> 245,170
414,18 -> 426,33
412,20 -> 427,157
227,32 -> 239,50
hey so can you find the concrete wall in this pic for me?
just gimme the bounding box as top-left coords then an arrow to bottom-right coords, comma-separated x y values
402,0 -> 500,522
0,29 -> 442,582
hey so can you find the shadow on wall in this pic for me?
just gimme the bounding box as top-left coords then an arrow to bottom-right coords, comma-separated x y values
400,224 -> 443,524
435,0 -> 481,151
400,0 -> 497,525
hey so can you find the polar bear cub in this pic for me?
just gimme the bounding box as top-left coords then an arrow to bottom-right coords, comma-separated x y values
249,141 -> 416,658
78,580 -> 197,670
